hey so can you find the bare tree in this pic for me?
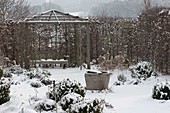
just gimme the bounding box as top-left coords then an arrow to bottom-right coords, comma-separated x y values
0,0 -> 31,68
0,0 -> 31,21
143,0 -> 152,10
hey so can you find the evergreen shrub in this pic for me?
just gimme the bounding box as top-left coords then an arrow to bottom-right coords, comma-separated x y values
60,93 -> 83,111
35,99 -> 55,111
41,78 -> 52,85
69,98 -> 104,113
0,68 -> 3,79
26,68 -> 51,79
0,83 -> 10,105
152,81 -> 170,100
129,61 -> 157,80
60,93 -> 104,113
48,79 -> 85,102
30,82 -> 41,88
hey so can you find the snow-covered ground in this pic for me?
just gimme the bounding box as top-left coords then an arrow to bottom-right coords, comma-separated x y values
0,67 -> 170,113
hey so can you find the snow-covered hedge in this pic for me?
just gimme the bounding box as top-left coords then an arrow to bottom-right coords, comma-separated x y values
0,83 -> 10,105
152,81 -> 170,100
129,61 -> 157,80
48,79 -> 85,102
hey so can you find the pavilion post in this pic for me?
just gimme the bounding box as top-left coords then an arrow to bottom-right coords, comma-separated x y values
24,23 -> 30,69
78,24 -> 83,69
55,24 -> 58,59
86,23 -> 91,69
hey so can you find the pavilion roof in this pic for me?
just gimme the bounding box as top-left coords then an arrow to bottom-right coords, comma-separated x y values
21,9 -> 89,24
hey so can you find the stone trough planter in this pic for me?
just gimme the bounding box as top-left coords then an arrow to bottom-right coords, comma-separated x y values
85,70 -> 111,90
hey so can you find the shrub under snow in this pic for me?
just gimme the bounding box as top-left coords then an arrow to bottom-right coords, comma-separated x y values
129,61 -> 157,80
0,83 -> 10,105
60,93 -> 104,113
26,68 -> 51,79
0,68 -> 10,105
30,82 -> 41,88
69,98 -> 104,113
152,81 -> 170,100
114,74 -> 127,86
35,99 -> 55,111
3,66 -> 51,80
48,79 -> 85,102
41,78 -> 52,86
60,93 -> 83,111
4,65 -> 24,75
0,68 -> 3,78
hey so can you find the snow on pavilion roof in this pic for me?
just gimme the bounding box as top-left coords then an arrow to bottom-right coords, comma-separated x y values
22,9 -> 89,24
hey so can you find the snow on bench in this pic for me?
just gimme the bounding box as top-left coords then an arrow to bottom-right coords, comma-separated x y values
32,59 -> 68,68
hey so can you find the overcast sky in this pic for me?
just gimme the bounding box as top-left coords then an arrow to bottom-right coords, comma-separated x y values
27,0 -> 114,12
27,0 -> 170,17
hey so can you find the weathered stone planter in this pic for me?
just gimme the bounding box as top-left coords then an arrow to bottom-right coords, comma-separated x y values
85,71 -> 111,90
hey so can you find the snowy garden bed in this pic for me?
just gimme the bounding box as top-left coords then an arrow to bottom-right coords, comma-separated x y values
0,65 -> 170,113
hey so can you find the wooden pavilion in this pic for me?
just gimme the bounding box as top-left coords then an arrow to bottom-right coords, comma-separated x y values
20,9 -> 91,69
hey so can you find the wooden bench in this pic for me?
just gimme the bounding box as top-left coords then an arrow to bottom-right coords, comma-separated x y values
32,59 -> 68,68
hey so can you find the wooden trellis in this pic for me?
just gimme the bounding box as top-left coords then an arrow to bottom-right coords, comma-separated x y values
20,10 -> 91,69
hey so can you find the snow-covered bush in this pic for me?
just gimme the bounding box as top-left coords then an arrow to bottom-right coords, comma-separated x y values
60,93 -> 104,113
0,68 -> 10,105
35,99 -> 55,111
129,61 -> 157,80
30,82 -> 41,88
0,83 -> 10,105
130,79 -> 141,85
152,81 -> 170,100
3,73 -> 12,78
3,66 -> 51,80
48,79 -> 85,102
117,74 -> 127,82
4,65 -> 24,75
3,65 -> 25,79
114,81 -> 122,86
26,68 -> 51,79
114,74 -> 127,86
60,93 -> 83,111
41,78 -> 52,86
69,98 -> 104,113
0,68 -> 3,78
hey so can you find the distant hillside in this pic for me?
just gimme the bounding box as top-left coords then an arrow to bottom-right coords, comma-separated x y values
90,0 -> 170,18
